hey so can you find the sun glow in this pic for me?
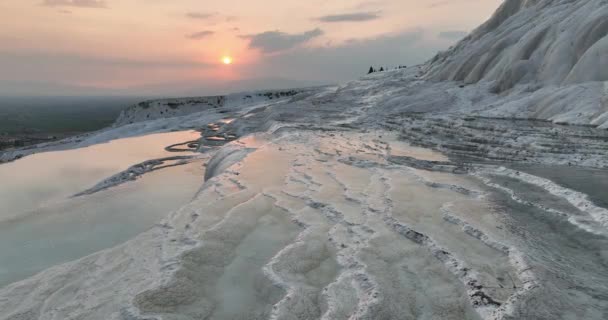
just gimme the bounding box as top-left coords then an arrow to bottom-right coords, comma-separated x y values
222,56 -> 233,65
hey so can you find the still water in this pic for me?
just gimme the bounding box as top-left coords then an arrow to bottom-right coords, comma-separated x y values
0,131 -> 204,287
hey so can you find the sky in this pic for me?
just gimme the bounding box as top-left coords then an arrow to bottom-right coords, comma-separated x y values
0,0 -> 502,96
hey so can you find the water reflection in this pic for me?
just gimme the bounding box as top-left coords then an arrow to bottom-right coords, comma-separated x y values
0,131 -> 204,287
0,131 -> 200,222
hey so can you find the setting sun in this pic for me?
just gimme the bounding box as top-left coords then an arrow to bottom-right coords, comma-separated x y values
222,56 -> 233,65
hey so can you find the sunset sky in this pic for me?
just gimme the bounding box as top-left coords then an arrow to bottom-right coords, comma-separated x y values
0,0 -> 502,96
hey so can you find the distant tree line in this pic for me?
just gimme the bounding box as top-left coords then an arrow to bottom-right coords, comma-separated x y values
367,65 -> 408,74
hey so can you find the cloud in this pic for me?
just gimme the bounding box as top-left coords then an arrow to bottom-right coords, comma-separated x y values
186,12 -> 216,20
316,11 -> 381,23
186,30 -> 215,40
355,1 -> 386,10
241,28 -> 324,53
427,1 -> 450,8
0,50 -> 213,95
243,29 -> 433,83
438,30 -> 468,39
42,0 -> 106,8
0,51 -> 211,69
428,0 -> 478,9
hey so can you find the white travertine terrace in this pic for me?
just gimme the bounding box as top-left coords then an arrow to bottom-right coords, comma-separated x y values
1,1 -> 608,319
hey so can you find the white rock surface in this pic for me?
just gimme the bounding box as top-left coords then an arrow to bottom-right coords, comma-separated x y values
423,0 -> 608,127
1,1 -> 608,320
113,89 -> 310,127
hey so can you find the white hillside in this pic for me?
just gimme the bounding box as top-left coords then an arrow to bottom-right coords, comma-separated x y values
114,96 -> 225,126
419,0 -> 608,128
426,0 -> 608,89
114,89 -> 307,126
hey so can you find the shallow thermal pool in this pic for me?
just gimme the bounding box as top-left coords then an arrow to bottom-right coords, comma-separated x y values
0,131 -> 204,287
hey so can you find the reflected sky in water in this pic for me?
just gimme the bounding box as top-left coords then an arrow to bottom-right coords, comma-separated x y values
0,130 -> 200,222
0,131 -> 204,287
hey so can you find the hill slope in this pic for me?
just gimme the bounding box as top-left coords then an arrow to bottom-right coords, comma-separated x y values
421,0 -> 608,127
